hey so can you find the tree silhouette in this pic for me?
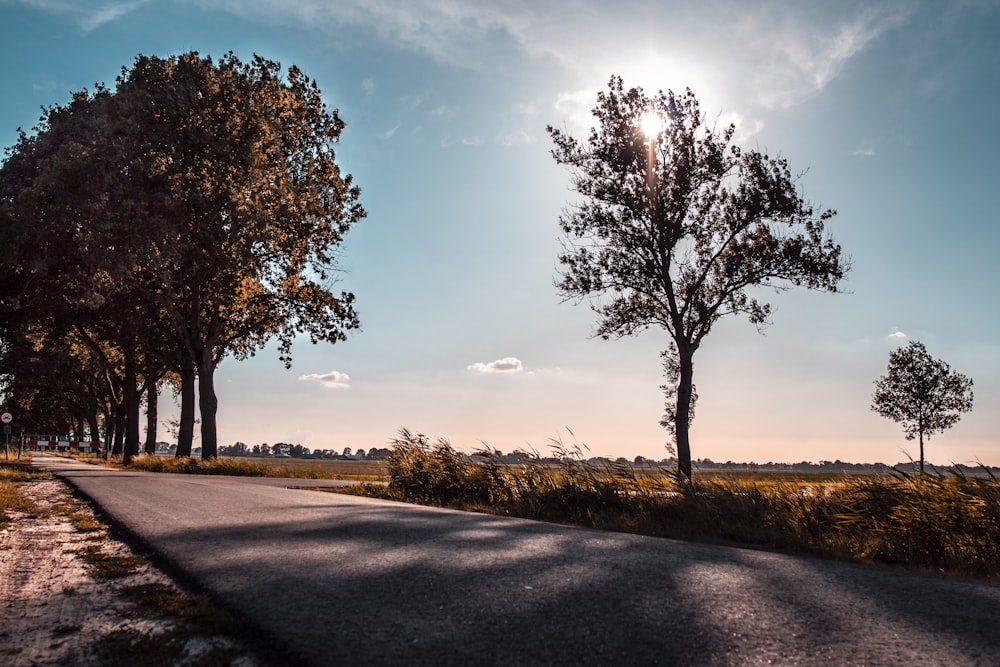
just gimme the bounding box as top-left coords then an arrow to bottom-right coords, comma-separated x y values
547,77 -> 847,480
0,52 -> 363,459
871,340 -> 973,474
111,53 -> 364,458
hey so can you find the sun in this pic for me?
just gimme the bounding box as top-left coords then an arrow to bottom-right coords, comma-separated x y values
640,110 -> 662,137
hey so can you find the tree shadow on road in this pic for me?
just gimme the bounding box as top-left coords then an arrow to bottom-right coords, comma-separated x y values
135,492 -> 1000,667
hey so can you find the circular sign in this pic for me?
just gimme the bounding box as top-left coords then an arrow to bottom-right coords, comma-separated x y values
0,412 -> 12,424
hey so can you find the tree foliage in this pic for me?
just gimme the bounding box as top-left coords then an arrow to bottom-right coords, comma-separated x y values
0,52 -> 363,460
547,77 -> 847,479
871,341 -> 974,473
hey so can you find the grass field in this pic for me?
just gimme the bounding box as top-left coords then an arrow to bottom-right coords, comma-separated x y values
107,454 -> 388,481
240,457 -> 388,480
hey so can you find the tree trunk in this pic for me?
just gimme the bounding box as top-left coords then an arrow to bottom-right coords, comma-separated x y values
144,381 -> 158,455
100,405 -> 112,458
122,351 -> 141,464
176,358 -> 196,457
198,348 -> 219,460
87,413 -> 100,445
674,347 -> 695,481
111,403 -> 125,457
919,430 -> 925,475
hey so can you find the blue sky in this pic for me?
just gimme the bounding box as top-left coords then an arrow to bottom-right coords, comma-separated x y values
3,0 -> 998,465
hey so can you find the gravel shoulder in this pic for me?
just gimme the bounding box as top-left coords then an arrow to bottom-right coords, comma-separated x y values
0,474 -> 270,666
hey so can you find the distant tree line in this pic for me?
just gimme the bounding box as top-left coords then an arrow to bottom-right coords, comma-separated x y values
216,442 -> 392,460
0,52 -> 363,463
498,452 -> 1000,475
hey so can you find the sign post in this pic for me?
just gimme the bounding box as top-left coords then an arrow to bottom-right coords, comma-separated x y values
1,411 -> 12,460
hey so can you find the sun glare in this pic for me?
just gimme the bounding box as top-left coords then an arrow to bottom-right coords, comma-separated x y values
640,111 -> 662,137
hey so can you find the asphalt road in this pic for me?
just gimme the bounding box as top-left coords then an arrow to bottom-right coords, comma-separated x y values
34,454 -> 1000,666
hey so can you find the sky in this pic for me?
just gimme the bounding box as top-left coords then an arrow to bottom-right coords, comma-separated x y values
2,0 -> 999,466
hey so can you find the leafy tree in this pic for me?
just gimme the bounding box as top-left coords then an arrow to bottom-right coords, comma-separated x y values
547,77 -> 847,480
1,52 -> 363,461
110,53 -> 364,459
0,84 -> 175,462
871,340 -> 974,474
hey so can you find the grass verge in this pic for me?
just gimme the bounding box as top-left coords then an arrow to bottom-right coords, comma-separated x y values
0,459 -> 50,525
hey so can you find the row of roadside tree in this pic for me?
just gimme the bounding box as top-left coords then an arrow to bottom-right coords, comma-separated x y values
0,52 -> 364,462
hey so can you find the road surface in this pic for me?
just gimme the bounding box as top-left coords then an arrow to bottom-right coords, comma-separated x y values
33,454 -> 1000,666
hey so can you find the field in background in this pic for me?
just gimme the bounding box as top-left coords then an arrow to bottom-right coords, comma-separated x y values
111,454 -> 387,481
239,457 -> 387,480
241,458 -> 854,484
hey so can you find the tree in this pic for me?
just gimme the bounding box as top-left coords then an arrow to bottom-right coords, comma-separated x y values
547,77 -> 847,480
1,52 -> 364,461
1,84 -> 184,463
110,53 -> 364,459
871,340 -> 973,474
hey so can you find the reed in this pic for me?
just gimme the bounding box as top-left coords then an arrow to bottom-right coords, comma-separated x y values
370,430 -> 1000,576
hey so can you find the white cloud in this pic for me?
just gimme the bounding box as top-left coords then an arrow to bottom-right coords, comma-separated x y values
467,357 -> 524,374
546,3 -> 909,123
887,328 -> 908,340
715,111 -> 766,145
182,1 -> 910,134
515,101 -> 540,117
379,123 -> 401,140
17,0 -> 149,32
736,4 -> 911,110
298,370 -> 351,389
429,104 -> 458,119
80,0 -> 146,31
361,78 -> 375,96
497,128 -> 534,146
401,93 -> 426,110
553,87 -> 600,131
853,147 -> 876,157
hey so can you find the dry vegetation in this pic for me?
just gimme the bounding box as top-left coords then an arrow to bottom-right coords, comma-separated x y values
114,453 -> 386,481
0,459 -> 49,524
342,430 -> 1000,577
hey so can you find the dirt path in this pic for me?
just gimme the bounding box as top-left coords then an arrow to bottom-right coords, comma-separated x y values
0,475 -> 270,666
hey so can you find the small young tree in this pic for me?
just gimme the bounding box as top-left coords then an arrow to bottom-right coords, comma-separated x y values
871,341 -> 974,473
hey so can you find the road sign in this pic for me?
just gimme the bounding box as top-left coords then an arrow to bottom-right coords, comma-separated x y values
0,412 -> 12,425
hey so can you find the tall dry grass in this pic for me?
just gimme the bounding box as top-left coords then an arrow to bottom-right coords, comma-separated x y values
829,468 -> 1000,571
367,430 -> 1000,576
0,459 -> 50,525
121,454 -> 384,481
124,455 -> 272,476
